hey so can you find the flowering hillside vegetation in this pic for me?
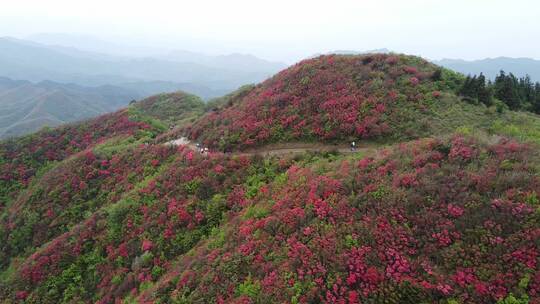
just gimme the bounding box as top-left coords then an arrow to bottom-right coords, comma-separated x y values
1,54 -> 540,304
0,109 -> 159,209
185,54 -> 463,150
139,137 -> 540,304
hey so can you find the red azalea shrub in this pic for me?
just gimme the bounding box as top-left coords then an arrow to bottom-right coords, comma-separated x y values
0,109 -> 154,208
0,144 -> 176,272
138,136 -> 540,303
4,149 -> 290,303
141,240 -> 154,252
15,290 -> 29,300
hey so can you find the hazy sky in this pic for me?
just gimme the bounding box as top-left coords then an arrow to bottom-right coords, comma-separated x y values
1,0 -> 539,63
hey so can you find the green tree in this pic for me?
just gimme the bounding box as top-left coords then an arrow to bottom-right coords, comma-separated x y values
534,83 -> 540,114
494,71 -> 521,110
476,73 -> 493,106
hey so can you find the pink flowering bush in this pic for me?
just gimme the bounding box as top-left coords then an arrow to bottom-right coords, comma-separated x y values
0,144 -> 176,272
1,148 -> 291,303
135,136 -> 540,304
0,109 -> 158,209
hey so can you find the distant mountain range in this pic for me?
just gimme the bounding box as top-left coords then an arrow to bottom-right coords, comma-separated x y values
0,37 -> 287,93
434,57 -> 540,81
27,33 -> 165,58
0,36 -> 287,138
162,50 -> 286,74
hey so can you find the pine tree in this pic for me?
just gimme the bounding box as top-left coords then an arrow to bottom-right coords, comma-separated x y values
534,83 -> 540,114
494,71 -> 521,110
459,73 -> 492,106
521,75 -> 535,105
459,75 -> 473,97
476,73 -> 492,106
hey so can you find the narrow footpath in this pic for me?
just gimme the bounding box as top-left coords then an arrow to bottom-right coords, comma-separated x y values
165,137 -> 377,156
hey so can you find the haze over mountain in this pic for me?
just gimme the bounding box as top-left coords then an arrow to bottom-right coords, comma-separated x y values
435,57 -> 540,81
27,33 -> 165,58
0,37 -> 287,91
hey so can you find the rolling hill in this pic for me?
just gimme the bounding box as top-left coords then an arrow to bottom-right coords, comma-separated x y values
0,77 -> 138,139
183,54 -> 462,150
1,54 -> 540,304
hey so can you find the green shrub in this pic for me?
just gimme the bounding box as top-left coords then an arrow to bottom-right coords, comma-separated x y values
497,293 -> 529,304
236,276 -> 261,298
243,204 -> 269,220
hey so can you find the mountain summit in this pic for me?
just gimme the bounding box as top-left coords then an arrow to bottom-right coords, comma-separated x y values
185,54 -> 460,150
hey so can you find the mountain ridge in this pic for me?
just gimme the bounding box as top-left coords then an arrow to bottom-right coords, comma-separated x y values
0,37 -> 286,91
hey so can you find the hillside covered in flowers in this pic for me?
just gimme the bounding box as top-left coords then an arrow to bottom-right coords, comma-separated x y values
1,54 -> 540,304
184,54 -> 464,150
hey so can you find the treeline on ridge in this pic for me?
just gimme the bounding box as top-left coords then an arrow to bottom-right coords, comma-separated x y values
459,71 -> 540,113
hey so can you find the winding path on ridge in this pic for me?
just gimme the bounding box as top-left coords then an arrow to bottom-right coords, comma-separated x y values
165,137 -> 379,157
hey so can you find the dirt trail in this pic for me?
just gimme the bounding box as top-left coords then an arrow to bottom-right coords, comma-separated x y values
166,137 -> 379,156
238,142 -> 377,156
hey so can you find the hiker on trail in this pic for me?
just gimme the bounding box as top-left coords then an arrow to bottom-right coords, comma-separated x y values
351,141 -> 356,152
194,143 -> 203,154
